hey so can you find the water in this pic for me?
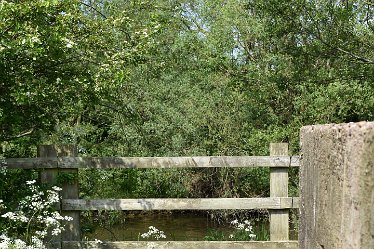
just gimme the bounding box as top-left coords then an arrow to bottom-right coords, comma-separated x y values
83,212 -> 233,241
82,212 -> 296,241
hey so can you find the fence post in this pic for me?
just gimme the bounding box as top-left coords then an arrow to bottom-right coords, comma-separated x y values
269,143 -> 289,241
38,145 -> 80,247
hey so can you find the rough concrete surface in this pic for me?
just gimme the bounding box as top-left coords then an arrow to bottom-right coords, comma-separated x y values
299,122 -> 374,249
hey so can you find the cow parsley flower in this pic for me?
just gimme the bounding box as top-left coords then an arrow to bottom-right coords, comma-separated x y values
0,180 -> 73,248
141,226 -> 166,240
228,219 -> 256,241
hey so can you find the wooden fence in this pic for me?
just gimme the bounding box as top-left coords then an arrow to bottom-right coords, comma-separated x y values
6,143 -> 300,249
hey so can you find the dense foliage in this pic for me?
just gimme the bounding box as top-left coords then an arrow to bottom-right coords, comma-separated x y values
1,0 -> 373,220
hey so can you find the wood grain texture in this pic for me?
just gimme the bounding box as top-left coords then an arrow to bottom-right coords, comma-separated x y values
6,156 -> 300,169
38,145 -> 80,243
12,144 -> 300,248
62,197 -> 299,211
62,241 -> 299,249
269,143 -> 289,241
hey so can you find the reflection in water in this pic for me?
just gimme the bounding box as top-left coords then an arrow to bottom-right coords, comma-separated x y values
83,212 -> 296,241
84,212 -> 233,241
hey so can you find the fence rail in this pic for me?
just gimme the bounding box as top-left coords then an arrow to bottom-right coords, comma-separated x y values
62,241 -> 299,249
6,143 -> 300,249
5,155 -> 300,169
62,197 -> 300,211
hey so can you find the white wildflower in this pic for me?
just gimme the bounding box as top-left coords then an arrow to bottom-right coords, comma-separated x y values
237,223 -> 245,230
51,186 -> 62,192
141,226 -> 166,240
229,219 -> 256,240
94,239 -> 102,244
230,219 -> 238,225
51,228 -> 63,236
35,231 -> 47,238
26,180 -> 36,185
64,215 -> 74,221
0,234 -> 11,249
14,239 -> 26,248
0,181 -> 73,248
1,212 -> 16,220
31,236 -> 43,248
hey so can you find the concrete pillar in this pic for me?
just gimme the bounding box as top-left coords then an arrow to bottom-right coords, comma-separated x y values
299,122 -> 374,249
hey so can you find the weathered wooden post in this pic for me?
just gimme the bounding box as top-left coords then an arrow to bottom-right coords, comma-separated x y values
38,145 -> 80,247
269,143 -> 289,241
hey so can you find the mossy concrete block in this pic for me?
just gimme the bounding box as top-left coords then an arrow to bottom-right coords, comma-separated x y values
299,122 -> 374,249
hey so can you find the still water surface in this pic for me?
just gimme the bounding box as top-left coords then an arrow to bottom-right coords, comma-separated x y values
83,212 -> 273,241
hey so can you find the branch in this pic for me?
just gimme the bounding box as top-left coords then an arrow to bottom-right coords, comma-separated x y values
335,47 -> 374,64
314,31 -> 374,64
80,1 -> 107,19
189,16 -> 208,36
2,128 -> 35,141
182,3 -> 208,36
300,17 -> 374,64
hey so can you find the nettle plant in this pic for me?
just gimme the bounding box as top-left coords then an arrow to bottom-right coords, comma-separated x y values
0,176 -> 73,249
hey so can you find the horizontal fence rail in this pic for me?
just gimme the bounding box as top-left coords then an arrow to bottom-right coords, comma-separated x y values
62,197 -> 300,211
5,155 -> 300,169
7,143 -> 300,248
62,241 -> 299,249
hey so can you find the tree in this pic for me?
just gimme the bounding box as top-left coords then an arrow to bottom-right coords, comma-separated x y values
0,0 -> 159,155
1,0 -> 373,204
